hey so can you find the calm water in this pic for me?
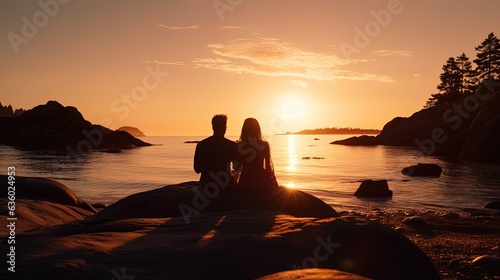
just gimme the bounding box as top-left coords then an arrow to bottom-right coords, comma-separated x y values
1,135 -> 499,214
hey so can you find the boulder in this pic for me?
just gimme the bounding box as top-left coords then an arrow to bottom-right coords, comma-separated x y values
7,211 -> 439,279
0,198 -> 94,232
354,180 -> 393,198
402,163 -> 442,177
0,100 -> 151,150
402,216 -> 428,227
471,255 -> 500,269
91,182 -> 338,221
0,175 -> 96,213
460,87 -> 500,162
484,200 -> 500,210
257,268 -> 372,279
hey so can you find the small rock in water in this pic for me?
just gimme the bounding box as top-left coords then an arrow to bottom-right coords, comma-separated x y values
471,255 -> 500,268
402,163 -> 442,177
354,180 -> 393,198
484,200 -> 500,210
402,216 -> 428,227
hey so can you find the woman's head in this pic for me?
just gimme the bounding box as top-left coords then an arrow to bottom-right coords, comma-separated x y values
239,118 -> 263,142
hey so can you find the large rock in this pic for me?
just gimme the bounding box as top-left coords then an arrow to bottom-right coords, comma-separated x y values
402,163 -> 442,177
460,86 -> 500,162
92,182 -> 338,221
257,268 -> 372,279
0,175 -> 95,232
0,100 -> 151,150
332,85 -> 500,163
3,211 -> 439,279
354,180 -> 393,198
0,198 -> 94,232
0,175 -> 96,213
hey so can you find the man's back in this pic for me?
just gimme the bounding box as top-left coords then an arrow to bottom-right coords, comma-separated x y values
194,135 -> 237,187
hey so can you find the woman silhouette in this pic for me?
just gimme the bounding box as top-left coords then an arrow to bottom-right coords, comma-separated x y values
236,118 -> 279,191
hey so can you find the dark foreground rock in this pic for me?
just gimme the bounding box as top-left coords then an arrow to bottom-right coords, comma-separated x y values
402,163 -> 443,177
0,175 -> 95,213
354,180 -> 393,198
0,175 -> 96,232
0,100 -> 151,150
332,85 -> 500,163
484,201 -> 500,210
0,178 -> 439,279
257,268 -> 372,279
2,211 -> 438,280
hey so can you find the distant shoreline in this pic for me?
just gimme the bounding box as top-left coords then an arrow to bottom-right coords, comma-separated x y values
286,128 -> 381,135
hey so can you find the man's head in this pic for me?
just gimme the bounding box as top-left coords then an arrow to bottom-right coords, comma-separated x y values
212,114 -> 227,136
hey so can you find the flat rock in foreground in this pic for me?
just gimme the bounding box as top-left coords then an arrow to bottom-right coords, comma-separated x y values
5,211 -> 438,280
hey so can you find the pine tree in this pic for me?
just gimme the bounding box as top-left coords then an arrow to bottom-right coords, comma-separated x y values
455,53 -> 476,94
474,32 -> 500,81
425,57 -> 462,108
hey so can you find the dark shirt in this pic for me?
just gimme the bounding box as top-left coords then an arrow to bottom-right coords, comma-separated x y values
194,135 -> 238,187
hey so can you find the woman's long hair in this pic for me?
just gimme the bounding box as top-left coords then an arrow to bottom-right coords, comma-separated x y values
238,118 -> 264,142
238,118 -> 276,179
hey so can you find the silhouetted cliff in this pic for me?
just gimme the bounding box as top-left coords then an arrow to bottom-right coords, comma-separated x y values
332,83 -> 500,163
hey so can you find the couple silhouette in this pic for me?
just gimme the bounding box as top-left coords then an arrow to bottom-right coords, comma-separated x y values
194,115 -> 279,192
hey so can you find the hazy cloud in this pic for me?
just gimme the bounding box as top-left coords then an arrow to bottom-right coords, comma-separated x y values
373,50 -> 414,57
290,80 -> 309,88
192,38 -> 394,83
221,25 -> 241,29
145,60 -> 186,66
157,24 -> 199,30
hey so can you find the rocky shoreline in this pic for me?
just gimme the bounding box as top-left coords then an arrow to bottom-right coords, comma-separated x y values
355,210 -> 500,280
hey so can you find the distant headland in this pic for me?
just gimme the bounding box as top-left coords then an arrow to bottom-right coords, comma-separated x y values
117,126 -> 146,137
287,127 -> 381,135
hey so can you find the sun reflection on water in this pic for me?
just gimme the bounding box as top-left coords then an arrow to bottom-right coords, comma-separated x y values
286,135 -> 297,172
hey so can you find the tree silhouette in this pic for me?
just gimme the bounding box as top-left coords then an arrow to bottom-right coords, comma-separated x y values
455,52 -> 475,95
425,57 -> 462,108
425,32 -> 500,108
474,32 -> 500,81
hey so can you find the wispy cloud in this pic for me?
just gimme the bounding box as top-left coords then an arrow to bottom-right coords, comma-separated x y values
157,24 -> 199,30
373,50 -> 414,57
290,80 -> 309,88
145,60 -> 186,66
191,38 -> 394,83
221,25 -> 241,29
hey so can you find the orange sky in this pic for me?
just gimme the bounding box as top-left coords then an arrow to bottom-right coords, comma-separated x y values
1,0 -> 499,136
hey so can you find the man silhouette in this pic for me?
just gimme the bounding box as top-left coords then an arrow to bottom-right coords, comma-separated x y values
194,114 -> 239,188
